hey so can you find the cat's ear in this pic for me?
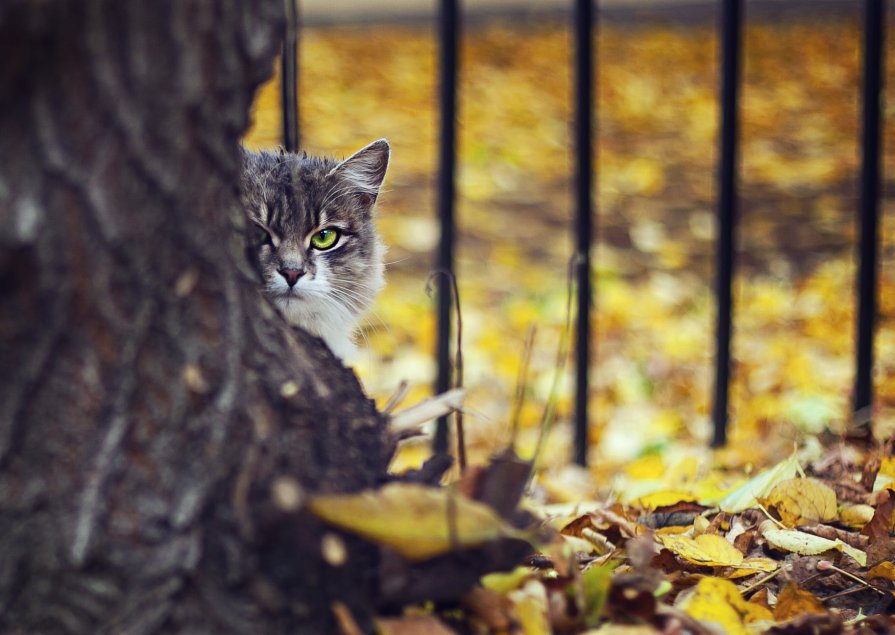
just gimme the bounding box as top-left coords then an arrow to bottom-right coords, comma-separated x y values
330,139 -> 390,207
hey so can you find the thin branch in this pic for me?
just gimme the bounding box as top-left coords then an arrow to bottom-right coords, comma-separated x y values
531,255 -> 578,473
426,269 -> 466,472
509,324 -> 537,449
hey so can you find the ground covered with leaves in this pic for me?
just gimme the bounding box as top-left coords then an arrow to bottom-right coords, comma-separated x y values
244,7 -> 895,632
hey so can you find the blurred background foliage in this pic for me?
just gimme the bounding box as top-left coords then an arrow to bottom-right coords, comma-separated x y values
243,4 -> 895,490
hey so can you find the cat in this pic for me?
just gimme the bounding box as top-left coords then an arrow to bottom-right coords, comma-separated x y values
239,139 -> 390,360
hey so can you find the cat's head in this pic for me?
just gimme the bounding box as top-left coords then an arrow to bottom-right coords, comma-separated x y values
239,139 -> 389,340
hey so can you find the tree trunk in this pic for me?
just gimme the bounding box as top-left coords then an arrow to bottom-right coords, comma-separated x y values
0,2 -> 391,633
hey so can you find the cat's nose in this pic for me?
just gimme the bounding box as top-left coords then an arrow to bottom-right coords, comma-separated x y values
278,267 -> 305,288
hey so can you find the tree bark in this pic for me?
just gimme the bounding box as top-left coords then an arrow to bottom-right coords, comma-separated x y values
0,2 -> 391,633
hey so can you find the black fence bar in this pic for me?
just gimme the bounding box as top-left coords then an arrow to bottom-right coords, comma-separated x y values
434,0 -> 459,454
573,0 -> 594,467
711,0 -> 742,447
854,0 -> 885,421
281,0 -> 300,152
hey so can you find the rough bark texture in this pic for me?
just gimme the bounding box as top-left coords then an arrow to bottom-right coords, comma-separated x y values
0,2 -> 390,632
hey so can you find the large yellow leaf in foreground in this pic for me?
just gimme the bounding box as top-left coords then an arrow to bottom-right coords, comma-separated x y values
307,483 -> 519,561
678,577 -> 773,635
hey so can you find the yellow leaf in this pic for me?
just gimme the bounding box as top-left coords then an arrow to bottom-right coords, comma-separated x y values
881,457 -> 895,478
678,577 -> 773,635
657,533 -> 744,567
718,452 -> 801,513
839,504 -> 876,529
763,477 -> 837,527
481,567 -> 533,594
585,626 -> 660,634
632,490 -> 697,509
720,556 -> 780,579
307,483 -> 517,561
773,583 -> 827,621
759,522 -> 867,566
867,561 -> 895,582
509,581 -> 551,635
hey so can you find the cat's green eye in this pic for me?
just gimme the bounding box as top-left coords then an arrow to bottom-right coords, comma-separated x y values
254,224 -> 273,246
310,228 -> 340,250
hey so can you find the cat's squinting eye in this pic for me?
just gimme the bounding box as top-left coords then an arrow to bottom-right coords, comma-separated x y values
310,228 -> 340,251
253,224 -> 273,246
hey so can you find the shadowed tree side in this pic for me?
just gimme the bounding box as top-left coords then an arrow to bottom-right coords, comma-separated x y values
0,2 -> 391,632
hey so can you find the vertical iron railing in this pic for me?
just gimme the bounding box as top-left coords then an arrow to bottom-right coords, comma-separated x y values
280,3 -> 888,458
573,0 -> 594,466
282,0 -> 300,152
434,0 -> 459,455
711,0 -> 742,447
854,0 -> 885,424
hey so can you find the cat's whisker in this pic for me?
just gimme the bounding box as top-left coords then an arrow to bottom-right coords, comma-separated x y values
313,292 -> 376,354
325,284 -> 392,332
324,288 -> 390,344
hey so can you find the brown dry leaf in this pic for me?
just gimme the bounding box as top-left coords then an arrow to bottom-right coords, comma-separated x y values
657,533 -> 744,567
773,582 -> 827,621
307,483 -> 519,561
800,524 -> 869,550
861,489 -> 894,540
462,586 -> 513,632
759,521 -> 867,566
748,587 -> 772,610
762,477 -> 837,527
677,577 -> 773,635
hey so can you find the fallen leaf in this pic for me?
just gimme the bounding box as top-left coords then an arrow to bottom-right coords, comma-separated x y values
677,577 -> 773,635
861,489 -> 894,540
462,586 -> 513,632
773,582 -> 827,621
481,566 -> 532,594
581,563 -> 614,627
657,533 -> 744,567
632,490 -> 698,510
762,477 -> 837,527
866,560 -> 895,582
509,580 -> 551,635
719,556 -> 780,579
718,453 -> 801,513
307,483 -> 519,561
838,503 -> 875,529
759,521 -> 867,566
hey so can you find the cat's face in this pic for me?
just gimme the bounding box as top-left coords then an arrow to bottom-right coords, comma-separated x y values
239,140 -> 389,348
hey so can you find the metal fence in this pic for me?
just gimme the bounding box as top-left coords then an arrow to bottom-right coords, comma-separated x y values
280,0 -> 887,465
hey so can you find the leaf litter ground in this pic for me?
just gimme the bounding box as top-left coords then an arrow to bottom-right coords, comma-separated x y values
244,9 -> 895,633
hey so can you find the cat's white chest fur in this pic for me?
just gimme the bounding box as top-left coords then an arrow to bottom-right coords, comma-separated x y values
276,295 -> 361,361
